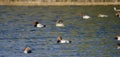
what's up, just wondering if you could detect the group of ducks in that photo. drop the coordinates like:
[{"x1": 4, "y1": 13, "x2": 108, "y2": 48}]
[
  {"x1": 24, "y1": 7, "x2": 120, "y2": 54},
  {"x1": 24, "y1": 20, "x2": 71, "y2": 54},
  {"x1": 114, "y1": 7, "x2": 120, "y2": 18},
  {"x1": 81, "y1": 7, "x2": 120, "y2": 19},
  {"x1": 34, "y1": 19, "x2": 72, "y2": 44},
  {"x1": 80, "y1": 13, "x2": 108, "y2": 19},
  {"x1": 115, "y1": 35, "x2": 120, "y2": 49},
  {"x1": 34, "y1": 19, "x2": 64, "y2": 28},
  {"x1": 23, "y1": 35, "x2": 120, "y2": 54},
  {"x1": 23, "y1": 37, "x2": 71, "y2": 54},
  {"x1": 24, "y1": 36, "x2": 71, "y2": 54},
  {"x1": 114, "y1": 7, "x2": 120, "y2": 49}
]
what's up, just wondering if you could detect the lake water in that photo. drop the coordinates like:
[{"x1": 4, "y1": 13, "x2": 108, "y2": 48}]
[{"x1": 0, "y1": 5, "x2": 120, "y2": 57}]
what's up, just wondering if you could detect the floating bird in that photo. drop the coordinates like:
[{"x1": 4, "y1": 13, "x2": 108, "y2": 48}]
[
  {"x1": 57, "y1": 36, "x2": 71, "y2": 43},
  {"x1": 34, "y1": 21, "x2": 46, "y2": 28},
  {"x1": 115, "y1": 35, "x2": 120, "y2": 40},
  {"x1": 113, "y1": 7, "x2": 120, "y2": 12},
  {"x1": 98, "y1": 14, "x2": 108, "y2": 18},
  {"x1": 56, "y1": 19, "x2": 64, "y2": 27},
  {"x1": 116, "y1": 11, "x2": 120, "y2": 17},
  {"x1": 80, "y1": 14, "x2": 91, "y2": 19},
  {"x1": 23, "y1": 47, "x2": 32, "y2": 54},
  {"x1": 83, "y1": 15, "x2": 91, "y2": 19}
]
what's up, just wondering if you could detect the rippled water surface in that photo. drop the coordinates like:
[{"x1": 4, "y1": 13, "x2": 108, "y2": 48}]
[{"x1": 0, "y1": 5, "x2": 120, "y2": 57}]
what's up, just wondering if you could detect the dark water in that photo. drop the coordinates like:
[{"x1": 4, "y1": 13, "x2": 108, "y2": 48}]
[{"x1": 0, "y1": 5, "x2": 120, "y2": 57}]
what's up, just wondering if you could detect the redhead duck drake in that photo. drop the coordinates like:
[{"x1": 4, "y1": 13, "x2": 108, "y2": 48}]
[
  {"x1": 80, "y1": 14, "x2": 91, "y2": 19},
  {"x1": 116, "y1": 11, "x2": 120, "y2": 17},
  {"x1": 56, "y1": 19, "x2": 64, "y2": 27},
  {"x1": 34, "y1": 21, "x2": 46, "y2": 28},
  {"x1": 57, "y1": 36, "x2": 71, "y2": 43},
  {"x1": 83, "y1": 15, "x2": 90, "y2": 19},
  {"x1": 23, "y1": 47, "x2": 32, "y2": 54},
  {"x1": 115, "y1": 35, "x2": 120, "y2": 40}
]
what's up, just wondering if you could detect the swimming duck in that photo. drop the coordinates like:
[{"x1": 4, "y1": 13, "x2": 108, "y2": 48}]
[
  {"x1": 115, "y1": 35, "x2": 120, "y2": 40},
  {"x1": 34, "y1": 21, "x2": 46, "y2": 28},
  {"x1": 56, "y1": 19, "x2": 64, "y2": 27},
  {"x1": 57, "y1": 36, "x2": 71, "y2": 43},
  {"x1": 116, "y1": 11, "x2": 120, "y2": 17},
  {"x1": 83, "y1": 15, "x2": 90, "y2": 19},
  {"x1": 98, "y1": 14, "x2": 108, "y2": 18},
  {"x1": 113, "y1": 7, "x2": 120, "y2": 12},
  {"x1": 117, "y1": 44, "x2": 120, "y2": 49},
  {"x1": 23, "y1": 47, "x2": 32, "y2": 54},
  {"x1": 80, "y1": 14, "x2": 91, "y2": 19}
]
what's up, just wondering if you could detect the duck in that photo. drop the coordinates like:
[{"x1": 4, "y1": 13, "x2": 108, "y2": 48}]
[
  {"x1": 115, "y1": 35, "x2": 120, "y2": 40},
  {"x1": 56, "y1": 19, "x2": 64, "y2": 27},
  {"x1": 113, "y1": 7, "x2": 120, "y2": 12},
  {"x1": 98, "y1": 14, "x2": 108, "y2": 18},
  {"x1": 80, "y1": 14, "x2": 91, "y2": 19},
  {"x1": 23, "y1": 47, "x2": 32, "y2": 54},
  {"x1": 116, "y1": 11, "x2": 120, "y2": 17},
  {"x1": 34, "y1": 21, "x2": 46, "y2": 28},
  {"x1": 83, "y1": 15, "x2": 90, "y2": 19},
  {"x1": 117, "y1": 44, "x2": 120, "y2": 49},
  {"x1": 57, "y1": 36, "x2": 71, "y2": 43}
]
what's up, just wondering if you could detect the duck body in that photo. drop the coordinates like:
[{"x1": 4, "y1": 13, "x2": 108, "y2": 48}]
[
  {"x1": 56, "y1": 23, "x2": 64, "y2": 27},
  {"x1": 36, "y1": 23, "x2": 46, "y2": 28},
  {"x1": 98, "y1": 14, "x2": 108, "y2": 17},
  {"x1": 24, "y1": 50, "x2": 32, "y2": 54},
  {"x1": 34, "y1": 21, "x2": 46, "y2": 28},
  {"x1": 24, "y1": 47, "x2": 32, "y2": 54},
  {"x1": 117, "y1": 44, "x2": 120, "y2": 49},
  {"x1": 116, "y1": 12, "x2": 120, "y2": 18},
  {"x1": 82, "y1": 15, "x2": 91, "y2": 19},
  {"x1": 56, "y1": 19, "x2": 64, "y2": 27},
  {"x1": 57, "y1": 36, "x2": 71, "y2": 43},
  {"x1": 117, "y1": 47, "x2": 120, "y2": 49},
  {"x1": 57, "y1": 39, "x2": 71, "y2": 43}
]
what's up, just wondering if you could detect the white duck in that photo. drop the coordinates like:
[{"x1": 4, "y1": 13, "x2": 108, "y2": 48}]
[
  {"x1": 98, "y1": 14, "x2": 108, "y2": 18},
  {"x1": 83, "y1": 15, "x2": 90, "y2": 19},
  {"x1": 56, "y1": 19, "x2": 64, "y2": 27},
  {"x1": 115, "y1": 35, "x2": 120, "y2": 40},
  {"x1": 34, "y1": 21, "x2": 46, "y2": 28},
  {"x1": 24, "y1": 47, "x2": 32, "y2": 54},
  {"x1": 113, "y1": 7, "x2": 120, "y2": 12},
  {"x1": 80, "y1": 14, "x2": 91, "y2": 19},
  {"x1": 57, "y1": 36, "x2": 71, "y2": 43}
]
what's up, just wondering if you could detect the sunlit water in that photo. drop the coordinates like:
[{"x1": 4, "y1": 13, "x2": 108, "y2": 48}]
[{"x1": 0, "y1": 5, "x2": 120, "y2": 57}]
